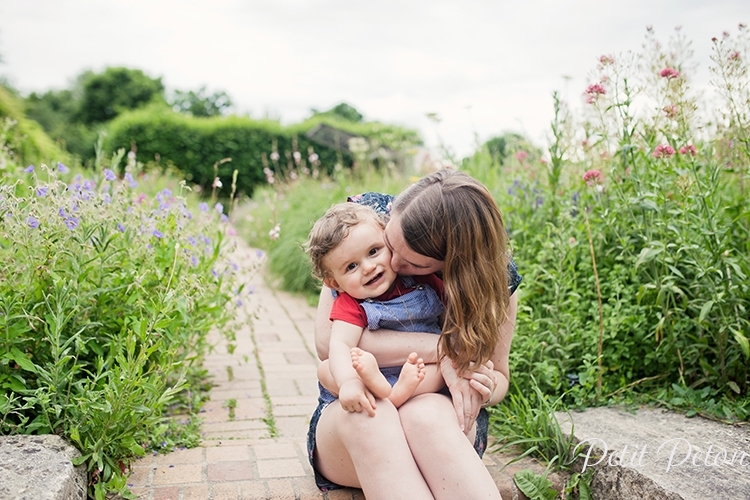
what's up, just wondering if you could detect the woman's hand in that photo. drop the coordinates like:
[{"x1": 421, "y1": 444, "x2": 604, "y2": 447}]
[
  {"x1": 440, "y1": 357, "x2": 486, "y2": 433},
  {"x1": 466, "y1": 360, "x2": 498, "y2": 407}
]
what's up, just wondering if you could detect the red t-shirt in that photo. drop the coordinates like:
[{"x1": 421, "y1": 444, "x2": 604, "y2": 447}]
[{"x1": 330, "y1": 274, "x2": 444, "y2": 328}]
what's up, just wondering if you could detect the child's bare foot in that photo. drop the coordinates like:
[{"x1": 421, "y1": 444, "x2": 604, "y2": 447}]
[
  {"x1": 389, "y1": 352, "x2": 426, "y2": 407},
  {"x1": 351, "y1": 347, "x2": 391, "y2": 398}
]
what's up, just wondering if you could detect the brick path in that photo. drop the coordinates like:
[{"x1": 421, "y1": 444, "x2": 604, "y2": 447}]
[{"x1": 126, "y1": 238, "x2": 538, "y2": 499}]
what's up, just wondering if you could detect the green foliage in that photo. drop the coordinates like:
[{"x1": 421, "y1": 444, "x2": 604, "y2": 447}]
[
  {"x1": 311, "y1": 102, "x2": 364, "y2": 123},
  {"x1": 463, "y1": 26, "x2": 750, "y2": 413},
  {"x1": 513, "y1": 469, "x2": 557, "y2": 500},
  {"x1": 104, "y1": 106, "x2": 357, "y2": 198},
  {"x1": 0, "y1": 134, "x2": 252, "y2": 498},
  {"x1": 24, "y1": 88, "x2": 99, "y2": 160},
  {"x1": 170, "y1": 86, "x2": 233, "y2": 117},
  {"x1": 78, "y1": 67, "x2": 165, "y2": 125},
  {"x1": 0, "y1": 86, "x2": 69, "y2": 168}
]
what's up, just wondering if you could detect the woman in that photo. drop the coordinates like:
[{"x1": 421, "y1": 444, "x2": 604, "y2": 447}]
[{"x1": 308, "y1": 169, "x2": 521, "y2": 499}]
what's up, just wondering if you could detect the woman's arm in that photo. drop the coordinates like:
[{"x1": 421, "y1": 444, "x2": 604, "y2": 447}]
[
  {"x1": 315, "y1": 285, "x2": 441, "y2": 365},
  {"x1": 441, "y1": 293, "x2": 518, "y2": 432}
]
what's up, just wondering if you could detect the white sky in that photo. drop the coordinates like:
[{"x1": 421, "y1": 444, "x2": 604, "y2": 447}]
[{"x1": 0, "y1": 0, "x2": 747, "y2": 157}]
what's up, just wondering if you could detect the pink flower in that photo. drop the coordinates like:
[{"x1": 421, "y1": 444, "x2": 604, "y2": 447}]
[
  {"x1": 652, "y1": 144, "x2": 676, "y2": 158},
  {"x1": 599, "y1": 54, "x2": 615, "y2": 66},
  {"x1": 663, "y1": 104, "x2": 679, "y2": 119},
  {"x1": 582, "y1": 169, "x2": 602, "y2": 185},
  {"x1": 659, "y1": 68, "x2": 680, "y2": 79},
  {"x1": 679, "y1": 145, "x2": 698, "y2": 156},
  {"x1": 729, "y1": 51, "x2": 741, "y2": 61},
  {"x1": 514, "y1": 151, "x2": 528, "y2": 162},
  {"x1": 585, "y1": 83, "x2": 606, "y2": 95}
]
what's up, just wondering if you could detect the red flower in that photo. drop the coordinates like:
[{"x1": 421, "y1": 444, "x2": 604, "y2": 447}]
[
  {"x1": 679, "y1": 145, "x2": 698, "y2": 156},
  {"x1": 582, "y1": 169, "x2": 602, "y2": 185},
  {"x1": 663, "y1": 104, "x2": 679, "y2": 119},
  {"x1": 585, "y1": 83, "x2": 606, "y2": 95},
  {"x1": 652, "y1": 144, "x2": 676, "y2": 158},
  {"x1": 659, "y1": 68, "x2": 680, "y2": 79}
]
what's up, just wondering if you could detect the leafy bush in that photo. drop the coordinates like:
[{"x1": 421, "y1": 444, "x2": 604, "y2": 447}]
[
  {"x1": 466, "y1": 25, "x2": 750, "y2": 414},
  {"x1": 104, "y1": 106, "x2": 356, "y2": 198},
  {"x1": 0, "y1": 86, "x2": 69, "y2": 168},
  {"x1": 0, "y1": 133, "x2": 252, "y2": 498}
]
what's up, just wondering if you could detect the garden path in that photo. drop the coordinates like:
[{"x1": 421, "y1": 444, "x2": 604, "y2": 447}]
[{"x1": 125, "y1": 235, "x2": 531, "y2": 500}]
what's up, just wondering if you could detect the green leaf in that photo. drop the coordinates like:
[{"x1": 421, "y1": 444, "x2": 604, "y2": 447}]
[
  {"x1": 731, "y1": 328, "x2": 750, "y2": 358},
  {"x1": 9, "y1": 348, "x2": 36, "y2": 373},
  {"x1": 727, "y1": 381, "x2": 741, "y2": 394},
  {"x1": 698, "y1": 300, "x2": 714, "y2": 322},
  {"x1": 635, "y1": 246, "x2": 663, "y2": 268},
  {"x1": 514, "y1": 469, "x2": 557, "y2": 500}
]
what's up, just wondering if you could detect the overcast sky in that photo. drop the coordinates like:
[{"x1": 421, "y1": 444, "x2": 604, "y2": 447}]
[{"x1": 0, "y1": 1, "x2": 747, "y2": 157}]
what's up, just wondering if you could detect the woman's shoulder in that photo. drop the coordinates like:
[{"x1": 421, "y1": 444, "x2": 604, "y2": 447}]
[{"x1": 347, "y1": 192, "x2": 394, "y2": 217}]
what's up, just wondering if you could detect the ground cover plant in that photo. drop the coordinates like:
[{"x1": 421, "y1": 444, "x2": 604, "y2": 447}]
[{"x1": 0, "y1": 126, "x2": 253, "y2": 499}]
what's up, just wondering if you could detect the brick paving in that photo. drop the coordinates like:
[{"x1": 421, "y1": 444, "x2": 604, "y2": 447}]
[{"x1": 126, "y1": 237, "x2": 543, "y2": 499}]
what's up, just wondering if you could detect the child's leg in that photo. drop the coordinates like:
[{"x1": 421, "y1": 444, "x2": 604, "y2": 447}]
[
  {"x1": 317, "y1": 359, "x2": 340, "y2": 396},
  {"x1": 409, "y1": 363, "x2": 444, "y2": 396},
  {"x1": 388, "y1": 353, "x2": 426, "y2": 408},
  {"x1": 351, "y1": 347, "x2": 393, "y2": 399}
]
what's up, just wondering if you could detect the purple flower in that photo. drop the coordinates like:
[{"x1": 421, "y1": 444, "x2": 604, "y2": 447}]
[
  {"x1": 191, "y1": 255, "x2": 199, "y2": 266},
  {"x1": 102, "y1": 193, "x2": 112, "y2": 204},
  {"x1": 199, "y1": 202, "x2": 208, "y2": 212},
  {"x1": 153, "y1": 229, "x2": 164, "y2": 239},
  {"x1": 57, "y1": 162, "x2": 69, "y2": 174},
  {"x1": 58, "y1": 208, "x2": 67, "y2": 218},
  {"x1": 187, "y1": 236, "x2": 197, "y2": 246},
  {"x1": 214, "y1": 202, "x2": 223, "y2": 214},
  {"x1": 27, "y1": 216, "x2": 40, "y2": 229},
  {"x1": 24, "y1": 165, "x2": 34, "y2": 173},
  {"x1": 65, "y1": 217, "x2": 79, "y2": 230},
  {"x1": 124, "y1": 172, "x2": 138, "y2": 188},
  {"x1": 221, "y1": 214, "x2": 228, "y2": 222},
  {"x1": 36, "y1": 186, "x2": 48, "y2": 197},
  {"x1": 104, "y1": 169, "x2": 116, "y2": 181},
  {"x1": 83, "y1": 180, "x2": 95, "y2": 191},
  {"x1": 161, "y1": 188, "x2": 172, "y2": 197},
  {"x1": 117, "y1": 223, "x2": 126, "y2": 233}
]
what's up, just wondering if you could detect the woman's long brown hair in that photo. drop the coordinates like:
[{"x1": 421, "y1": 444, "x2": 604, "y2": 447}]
[{"x1": 392, "y1": 169, "x2": 511, "y2": 374}]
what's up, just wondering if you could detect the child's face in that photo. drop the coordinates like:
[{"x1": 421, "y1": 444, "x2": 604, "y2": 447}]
[{"x1": 322, "y1": 220, "x2": 397, "y2": 300}]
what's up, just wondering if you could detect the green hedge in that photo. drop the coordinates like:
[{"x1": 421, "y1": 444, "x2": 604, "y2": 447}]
[
  {"x1": 0, "y1": 86, "x2": 69, "y2": 169},
  {"x1": 104, "y1": 107, "x2": 356, "y2": 197}
]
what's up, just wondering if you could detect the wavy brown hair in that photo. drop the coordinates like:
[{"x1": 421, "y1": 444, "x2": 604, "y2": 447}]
[{"x1": 392, "y1": 169, "x2": 510, "y2": 374}]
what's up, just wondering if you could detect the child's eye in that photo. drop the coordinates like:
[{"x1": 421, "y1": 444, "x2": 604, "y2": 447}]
[
  {"x1": 346, "y1": 263, "x2": 357, "y2": 271},
  {"x1": 369, "y1": 247, "x2": 379, "y2": 256}
]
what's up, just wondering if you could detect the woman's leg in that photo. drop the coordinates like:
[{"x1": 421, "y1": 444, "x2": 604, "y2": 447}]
[
  {"x1": 399, "y1": 394, "x2": 502, "y2": 500},
  {"x1": 315, "y1": 398, "x2": 434, "y2": 500}
]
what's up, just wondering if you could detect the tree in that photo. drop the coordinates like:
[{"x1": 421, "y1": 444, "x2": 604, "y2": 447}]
[
  {"x1": 311, "y1": 102, "x2": 363, "y2": 122},
  {"x1": 77, "y1": 67, "x2": 165, "y2": 124},
  {"x1": 170, "y1": 86, "x2": 233, "y2": 117}
]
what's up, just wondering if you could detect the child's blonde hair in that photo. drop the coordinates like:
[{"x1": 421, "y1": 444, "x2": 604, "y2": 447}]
[{"x1": 305, "y1": 203, "x2": 384, "y2": 281}]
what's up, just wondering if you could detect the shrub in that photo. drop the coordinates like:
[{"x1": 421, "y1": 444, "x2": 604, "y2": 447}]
[
  {"x1": 0, "y1": 136, "x2": 253, "y2": 498},
  {"x1": 466, "y1": 25, "x2": 750, "y2": 412},
  {"x1": 104, "y1": 106, "x2": 356, "y2": 198},
  {"x1": 0, "y1": 85, "x2": 69, "y2": 168}
]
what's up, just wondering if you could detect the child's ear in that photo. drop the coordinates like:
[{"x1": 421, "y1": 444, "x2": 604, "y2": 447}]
[{"x1": 323, "y1": 276, "x2": 341, "y2": 291}]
